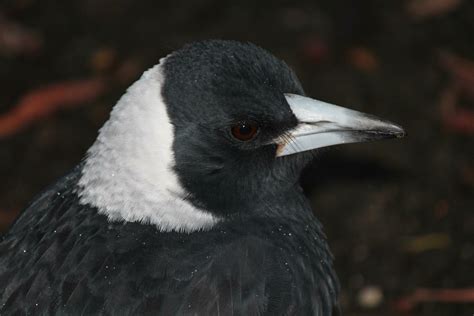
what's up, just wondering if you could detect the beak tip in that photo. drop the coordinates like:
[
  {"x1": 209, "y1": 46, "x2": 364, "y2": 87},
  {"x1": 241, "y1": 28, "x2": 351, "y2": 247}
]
[
  {"x1": 278, "y1": 94, "x2": 407, "y2": 156},
  {"x1": 390, "y1": 123, "x2": 406, "y2": 139},
  {"x1": 397, "y1": 131, "x2": 406, "y2": 138}
]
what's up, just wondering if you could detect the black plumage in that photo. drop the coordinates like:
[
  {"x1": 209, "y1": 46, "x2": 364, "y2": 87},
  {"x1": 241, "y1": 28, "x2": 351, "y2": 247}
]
[
  {"x1": 163, "y1": 41, "x2": 309, "y2": 217},
  {"x1": 0, "y1": 40, "x2": 359, "y2": 315},
  {"x1": 0, "y1": 165, "x2": 338, "y2": 315}
]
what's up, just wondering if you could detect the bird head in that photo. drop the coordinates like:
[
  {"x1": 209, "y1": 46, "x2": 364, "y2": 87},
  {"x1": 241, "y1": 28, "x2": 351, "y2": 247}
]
[{"x1": 78, "y1": 40, "x2": 404, "y2": 232}]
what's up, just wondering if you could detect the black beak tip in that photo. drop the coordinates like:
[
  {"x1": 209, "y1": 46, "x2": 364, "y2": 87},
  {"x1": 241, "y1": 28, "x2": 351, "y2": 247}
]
[
  {"x1": 364, "y1": 123, "x2": 406, "y2": 141},
  {"x1": 391, "y1": 124, "x2": 406, "y2": 139}
]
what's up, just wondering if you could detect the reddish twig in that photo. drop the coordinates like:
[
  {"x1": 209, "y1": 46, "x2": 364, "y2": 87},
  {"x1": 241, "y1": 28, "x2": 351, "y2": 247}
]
[
  {"x1": 394, "y1": 288, "x2": 474, "y2": 312},
  {"x1": 347, "y1": 47, "x2": 379, "y2": 73},
  {"x1": 439, "y1": 51, "x2": 474, "y2": 99},
  {"x1": 438, "y1": 52, "x2": 474, "y2": 134},
  {"x1": 0, "y1": 78, "x2": 107, "y2": 138},
  {"x1": 407, "y1": 0, "x2": 462, "y2": 19},
  {"x1": 439, "y1": 85, "x2": 474, "y2": 134}
]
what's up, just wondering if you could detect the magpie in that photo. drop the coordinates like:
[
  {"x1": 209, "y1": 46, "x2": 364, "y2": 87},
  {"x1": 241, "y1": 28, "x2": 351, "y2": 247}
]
[{"x1": 0, "y1": 40, "x2": 404, "y2": 315}]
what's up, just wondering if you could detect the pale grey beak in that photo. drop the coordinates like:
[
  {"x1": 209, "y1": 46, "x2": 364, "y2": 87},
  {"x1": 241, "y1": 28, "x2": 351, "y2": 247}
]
[{"x1": 276, "y1": 94, "x2": 405, "y2": 157}]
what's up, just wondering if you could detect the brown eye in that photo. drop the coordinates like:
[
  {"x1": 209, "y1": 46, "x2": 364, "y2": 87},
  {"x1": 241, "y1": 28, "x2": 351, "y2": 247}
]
[{"x1": 231, "y1": 121, "x2": 259, "y2": 141}]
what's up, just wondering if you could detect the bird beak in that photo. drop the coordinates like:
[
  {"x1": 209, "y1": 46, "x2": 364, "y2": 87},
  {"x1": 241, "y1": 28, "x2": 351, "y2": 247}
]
[{"x1": 276, "y1": 94, "x2": 405, "y2": 157}]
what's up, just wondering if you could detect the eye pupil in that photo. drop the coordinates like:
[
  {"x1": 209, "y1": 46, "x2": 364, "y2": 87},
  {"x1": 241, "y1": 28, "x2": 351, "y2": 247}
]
[
  {"x1": 239, "y1": 124, "x2": 251, "y2": 135},
  {"x1": 231, "y1": 121, "x2": 258, "y2": 141}
]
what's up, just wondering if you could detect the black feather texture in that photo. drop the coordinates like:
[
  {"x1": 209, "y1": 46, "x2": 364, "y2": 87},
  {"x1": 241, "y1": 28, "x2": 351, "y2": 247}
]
[
  {"x1": 0, "y1": 40, "x2": 340, "y2": 315},
  {"x1": 162, "y1": 41, "x2": 312, "y2": 217},
  {"x1": 0, "y1": 166, "x2": 339, "y2": 315}
]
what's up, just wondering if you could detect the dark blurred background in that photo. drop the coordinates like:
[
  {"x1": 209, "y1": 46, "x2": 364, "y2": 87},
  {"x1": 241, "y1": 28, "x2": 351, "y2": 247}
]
[{"x1": 1, "y1": 0, "x2": 473, "y2": 315}]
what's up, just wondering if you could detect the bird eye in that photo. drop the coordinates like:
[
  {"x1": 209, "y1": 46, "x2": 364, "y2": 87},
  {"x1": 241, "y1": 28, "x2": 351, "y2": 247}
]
[{"x1": 231, "y1": 121, "x2": 259, "y2": 141}]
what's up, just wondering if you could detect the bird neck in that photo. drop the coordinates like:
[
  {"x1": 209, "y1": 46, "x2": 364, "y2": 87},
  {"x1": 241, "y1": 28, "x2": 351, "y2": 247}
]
[{"x1": 77, "y1": 62, "x2": 218, "y2": 233}]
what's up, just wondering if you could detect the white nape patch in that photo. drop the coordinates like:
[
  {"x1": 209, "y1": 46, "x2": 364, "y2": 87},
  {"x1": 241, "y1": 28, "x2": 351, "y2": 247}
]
[{"x1": 77, "y1": 59, "x2": 219, "y2": 233}]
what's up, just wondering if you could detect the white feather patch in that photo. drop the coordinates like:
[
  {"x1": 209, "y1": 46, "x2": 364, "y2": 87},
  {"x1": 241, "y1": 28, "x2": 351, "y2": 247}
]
[{"x1": 77, "y1": 59, "x2": 219, "y2": 232}]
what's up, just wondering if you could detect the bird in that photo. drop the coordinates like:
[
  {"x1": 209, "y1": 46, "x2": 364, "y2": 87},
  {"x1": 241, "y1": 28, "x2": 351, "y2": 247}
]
[{"x1": 0, "y1": 40, "x2": 404, "y2": 315}]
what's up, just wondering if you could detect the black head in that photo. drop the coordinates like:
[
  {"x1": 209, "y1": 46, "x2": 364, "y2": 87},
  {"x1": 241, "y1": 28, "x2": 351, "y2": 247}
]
[{"x1": 162, "y1": 40, "x2": 311, "y2": 217}]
